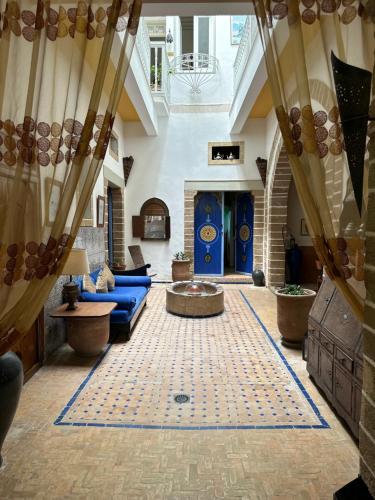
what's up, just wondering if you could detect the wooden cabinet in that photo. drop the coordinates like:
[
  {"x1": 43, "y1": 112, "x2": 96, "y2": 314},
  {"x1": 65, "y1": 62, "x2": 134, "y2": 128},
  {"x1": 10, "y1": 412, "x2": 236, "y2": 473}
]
[
  {"x1": 308, "y1": 334, "x2": 319, "y2": 378},
  {"x1": 334, "y1": 365, "x2": 352, "y2": 416},
  {"x1": 306, "y1": 277, "x2": 362, "y2": 439},
  {"x1": 320, "y1": 347, "x2": 334, "y2": 396},
  {"x1": 11, "y1": 310, "x2": 44, "y2": 383}
]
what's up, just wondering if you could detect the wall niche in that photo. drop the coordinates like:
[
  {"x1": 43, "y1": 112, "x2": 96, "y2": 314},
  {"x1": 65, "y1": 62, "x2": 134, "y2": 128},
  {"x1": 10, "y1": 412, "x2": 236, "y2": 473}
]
[
  {"x1": 208, "y1": 141, "x2": 244, "y2": 165},
  {"x1": 132, "y1": 198, "x2": 170, "y2": 240}
]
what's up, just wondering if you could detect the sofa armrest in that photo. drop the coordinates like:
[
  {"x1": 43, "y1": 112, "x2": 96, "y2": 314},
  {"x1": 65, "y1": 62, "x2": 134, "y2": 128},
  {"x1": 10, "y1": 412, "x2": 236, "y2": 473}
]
[
  {"x1": 114, "y1": 275, "x2": 152, "y2": 288},
  {"x1": 79, "y1": 292, "x2": 136, "y2": 311}
]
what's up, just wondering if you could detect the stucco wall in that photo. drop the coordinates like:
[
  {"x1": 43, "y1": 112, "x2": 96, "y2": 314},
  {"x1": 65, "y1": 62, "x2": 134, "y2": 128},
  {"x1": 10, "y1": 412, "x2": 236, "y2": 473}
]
[
  {"x1": 123, "y1": 114, "x2": 266, "y2": 279},
  {"x1": 170, "y1": 16, "x2": 238, "y2": 106}
]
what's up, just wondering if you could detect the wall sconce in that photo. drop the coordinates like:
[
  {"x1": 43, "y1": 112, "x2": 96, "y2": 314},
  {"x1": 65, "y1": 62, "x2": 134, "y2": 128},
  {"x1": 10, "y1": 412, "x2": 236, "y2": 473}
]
[
  {"x1": 166, "y1": 29, "x2": 173, "y2": 44},
  {"x1": 123, "y1": 156, "x2": 134, "y2": 186}
]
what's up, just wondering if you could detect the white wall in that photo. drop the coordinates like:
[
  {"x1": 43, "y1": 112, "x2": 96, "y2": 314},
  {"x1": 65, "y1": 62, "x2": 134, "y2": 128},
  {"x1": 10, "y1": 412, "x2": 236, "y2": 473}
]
[
  {"x1": 123, "y1": 113, "x2": 266, "y2": 279},
  {"x1": 287, "y1": 179, "x2": 312, "y2": 247},
  {"x1": 170, "y1": 16, "x2": 238, "y2": 105},
  {"x1": 90, "y1": 113, "x2": 126, "y2": 227}
]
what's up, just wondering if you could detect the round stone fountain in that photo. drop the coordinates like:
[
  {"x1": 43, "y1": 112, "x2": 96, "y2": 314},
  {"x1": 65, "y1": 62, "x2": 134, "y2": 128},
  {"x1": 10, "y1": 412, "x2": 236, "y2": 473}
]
[{"x1": 166, "y1": 280, "x2": 224, "y2": 317}]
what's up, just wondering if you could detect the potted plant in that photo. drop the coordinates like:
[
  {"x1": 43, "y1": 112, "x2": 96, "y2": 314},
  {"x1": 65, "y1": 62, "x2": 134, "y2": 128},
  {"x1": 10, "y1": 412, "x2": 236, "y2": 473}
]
[
  {"x1": 275, "y1": 284, "x2": 316, "y2": 348},
  {"x1": 172, "y1": 251, "x2": 192, "y2": 282}
]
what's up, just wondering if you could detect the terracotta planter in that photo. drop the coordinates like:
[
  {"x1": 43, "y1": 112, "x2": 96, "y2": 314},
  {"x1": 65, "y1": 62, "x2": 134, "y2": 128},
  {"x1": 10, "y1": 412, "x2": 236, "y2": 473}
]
[
  {"x1": 171, "y1": 259, "x2": 191, "y2": 282},
  {"x1": 275, "y1": 288, "x2": 316, "y2": 348}
]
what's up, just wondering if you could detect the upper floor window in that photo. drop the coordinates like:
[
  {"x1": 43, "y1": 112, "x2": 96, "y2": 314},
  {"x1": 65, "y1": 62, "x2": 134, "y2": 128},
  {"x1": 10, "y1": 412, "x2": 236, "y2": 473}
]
[{"x1": 179, "y1": 16, "x2": 214, "y2": 58}]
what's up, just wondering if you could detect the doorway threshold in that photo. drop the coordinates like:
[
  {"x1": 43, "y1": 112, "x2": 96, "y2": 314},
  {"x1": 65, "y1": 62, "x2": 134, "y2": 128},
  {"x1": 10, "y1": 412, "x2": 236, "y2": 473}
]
[{"x1": 193, "y1": 273, "x2": 253, "y2": 284}]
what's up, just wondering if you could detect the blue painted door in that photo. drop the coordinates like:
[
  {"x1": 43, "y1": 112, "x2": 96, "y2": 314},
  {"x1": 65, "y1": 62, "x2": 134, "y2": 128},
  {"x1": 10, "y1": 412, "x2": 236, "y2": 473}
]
[
  {"x1": 235, "y1": 192, "x2": 254, "y2": 274},
  {"x1": 194, "y1": 192, "x2": 223, "y2": 275}
]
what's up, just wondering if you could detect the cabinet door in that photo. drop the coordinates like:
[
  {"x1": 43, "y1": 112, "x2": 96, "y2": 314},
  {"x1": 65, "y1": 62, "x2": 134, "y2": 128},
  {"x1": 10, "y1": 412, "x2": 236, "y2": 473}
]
[
  {"x1": 307, "y1": 335, "x2": 319, "y2": 376},
  {"x1": 353, "y1": 384, "x2": 362, "y2": 426},
  {"x1": 309, "y1": 277, "x2": 335, "y2": 324},
  {"x1": 322, "y1": 291, "x2": 361, "y2": 352},
  {"x1": 319, "y1": 347, "x2": 333, "y2": 395},
  {"x1": 11, "y1": 310, "x2": 44, "y2": 382},
  {"x1": 334, "y1": 365, "x2": 352, "y2": 416}
]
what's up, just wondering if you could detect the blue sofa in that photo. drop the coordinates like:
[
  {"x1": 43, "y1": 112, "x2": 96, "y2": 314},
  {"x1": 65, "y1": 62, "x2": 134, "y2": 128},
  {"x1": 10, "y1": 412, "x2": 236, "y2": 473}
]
[{"x1": 76, "y1": 270, "x2": 151, "y2": 333}]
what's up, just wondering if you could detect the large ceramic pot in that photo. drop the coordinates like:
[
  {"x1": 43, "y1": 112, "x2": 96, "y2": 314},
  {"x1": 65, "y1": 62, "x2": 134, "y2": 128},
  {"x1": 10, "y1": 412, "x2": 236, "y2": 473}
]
[
  {"x1": 171, "y1": 259, "x2": 192, "y2": 282},
  {"x1": 275, "y1": 288, "x2": 316, "y2": 348},
  {"x1": 0, "y1": 352, "x2": 23, "y2": 467}
]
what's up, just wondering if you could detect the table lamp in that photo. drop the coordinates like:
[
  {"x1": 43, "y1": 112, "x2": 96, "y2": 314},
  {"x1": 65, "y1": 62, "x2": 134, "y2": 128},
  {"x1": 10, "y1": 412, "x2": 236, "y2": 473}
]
[{"x1": 62, "y1": 248, "x2": 90, "y2": 311}]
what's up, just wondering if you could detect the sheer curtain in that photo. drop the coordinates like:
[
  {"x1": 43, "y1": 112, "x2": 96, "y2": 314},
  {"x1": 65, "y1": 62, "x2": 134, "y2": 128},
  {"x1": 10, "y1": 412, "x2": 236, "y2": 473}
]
[
  {"x1": 0, "y1": 0, "x2": 142, "y2": 354},
  {"x1": 253, "y1": 0, "x2": 374, "y2": 319}
]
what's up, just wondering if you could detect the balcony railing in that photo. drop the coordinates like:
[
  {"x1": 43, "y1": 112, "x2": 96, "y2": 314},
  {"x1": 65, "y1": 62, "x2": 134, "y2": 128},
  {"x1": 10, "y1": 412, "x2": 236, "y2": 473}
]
[
  {"x1": 170, "y1": 53, "x2": 219, "y2": 94},
  {"x1": 135, "y1": 18, "x2": 151, "y2": 83},
  {"x1": 233, "y1": 16, "x2": 259, "y2": 92},
  {"x1": 135, "y1": 20, "x2": 171, "y2": 104}
]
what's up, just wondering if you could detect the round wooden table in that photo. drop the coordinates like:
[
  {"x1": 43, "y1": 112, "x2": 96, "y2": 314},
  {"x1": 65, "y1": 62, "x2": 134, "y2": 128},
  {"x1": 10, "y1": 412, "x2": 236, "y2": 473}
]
[{"x1": 50, "y1": 302, "x2": 117, "y2": 357}]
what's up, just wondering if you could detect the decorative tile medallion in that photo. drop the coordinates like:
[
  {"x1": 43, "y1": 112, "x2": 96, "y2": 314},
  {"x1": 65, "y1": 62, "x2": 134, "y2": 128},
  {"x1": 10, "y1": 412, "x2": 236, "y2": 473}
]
[{"x1": 55, "y1": 289, "x2": 328, "y2": 430}]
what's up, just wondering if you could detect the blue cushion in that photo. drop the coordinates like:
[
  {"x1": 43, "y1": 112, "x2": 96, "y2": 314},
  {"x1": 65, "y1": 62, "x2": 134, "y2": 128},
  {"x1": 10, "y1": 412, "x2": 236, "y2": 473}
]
[
  {"x1": 110, "y1": 309, "x2": 133, "y2": 324},
  {"x1": 115, "y1": 275, "x2": 151, "y2": 288},
  {"x1": 80, "y1": 292, "x2": 136, "y2": 311}
]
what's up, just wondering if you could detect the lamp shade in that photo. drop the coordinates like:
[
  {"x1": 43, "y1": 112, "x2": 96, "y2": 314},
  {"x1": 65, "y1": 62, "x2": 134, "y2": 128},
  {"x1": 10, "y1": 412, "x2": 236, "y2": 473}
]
[{"x1": 62, "y1": 248, "x2": 90, "y2": 276}]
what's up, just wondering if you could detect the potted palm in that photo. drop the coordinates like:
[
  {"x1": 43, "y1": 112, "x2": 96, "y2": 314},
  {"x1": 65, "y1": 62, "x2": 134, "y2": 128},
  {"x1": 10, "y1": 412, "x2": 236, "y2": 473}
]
[
  {"x1": 172, "y1": 251, "x2": 192, "y2": 282},
  {"x1": 275, "y1": 284, "x2": 316, "y2": 348}
]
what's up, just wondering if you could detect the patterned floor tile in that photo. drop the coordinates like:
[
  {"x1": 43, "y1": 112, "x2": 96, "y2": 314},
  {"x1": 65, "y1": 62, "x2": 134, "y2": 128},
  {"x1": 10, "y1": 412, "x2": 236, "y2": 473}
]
[{"x1": 55, "y1": 288, "x2": 326, "y2": 429}]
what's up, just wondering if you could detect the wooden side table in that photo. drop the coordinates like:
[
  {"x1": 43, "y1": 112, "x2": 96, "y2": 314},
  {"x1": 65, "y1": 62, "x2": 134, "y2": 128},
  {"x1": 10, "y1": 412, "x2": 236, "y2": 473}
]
[{"x1": 50, "y1": 302, "x2": 117, "y2": 357}]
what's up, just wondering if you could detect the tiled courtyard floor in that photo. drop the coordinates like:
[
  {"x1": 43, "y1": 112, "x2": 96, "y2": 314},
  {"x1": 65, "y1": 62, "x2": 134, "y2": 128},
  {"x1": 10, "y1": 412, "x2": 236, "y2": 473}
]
[{"x1": 0, "y1": 285, "x2": 359, "y2": 499}]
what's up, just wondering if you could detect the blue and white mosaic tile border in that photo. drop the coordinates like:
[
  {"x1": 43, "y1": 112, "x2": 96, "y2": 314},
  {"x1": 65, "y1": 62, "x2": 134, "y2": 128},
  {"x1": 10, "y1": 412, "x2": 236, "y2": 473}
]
[{"x1": 55, "y1": 290, "x2": 329, "y2": 430}]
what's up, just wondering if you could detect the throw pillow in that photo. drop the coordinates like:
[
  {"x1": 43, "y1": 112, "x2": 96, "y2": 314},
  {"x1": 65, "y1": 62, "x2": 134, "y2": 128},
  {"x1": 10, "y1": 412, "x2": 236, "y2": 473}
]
[
  {"x1": 96, "y1": 271, "x2": 108, "y2": 293},
  {"x1": 102, "y1": 263, "x2": 115, "y2": 291},
  {"x1": 82, "y1": 274, "x2": 96, "y2": 293}
]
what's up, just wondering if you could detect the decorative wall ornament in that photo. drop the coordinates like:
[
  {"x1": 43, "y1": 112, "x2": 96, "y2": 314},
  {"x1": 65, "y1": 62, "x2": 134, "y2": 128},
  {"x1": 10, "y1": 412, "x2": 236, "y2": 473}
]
[
  {"x1": 97, "y1": 196, "x2": 105, "y2": 228},
  {"x1": 331, "y1": 51, "x2": 372, "y2": 215},
  {"x1": 231, "y1": 16, "x2": 247, "y2": 44},
  {"x1": 123, "y1": 156, "x2": 134, "y2": 186},
  {"x1": 255, "y1": 157, "x2": 267, "y2": 187}
]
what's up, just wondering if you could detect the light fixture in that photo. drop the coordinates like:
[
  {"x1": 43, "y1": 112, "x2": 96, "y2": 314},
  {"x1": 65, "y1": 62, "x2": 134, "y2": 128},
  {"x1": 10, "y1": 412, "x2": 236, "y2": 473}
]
[
  {"x1": 61, "y1": 248, "x2": 90, "y2": 311},
  {"x1": 166, "y1": 29, "x2": 173, "y2": 44},
  {"x1": 215, "y1": 152, "x2": 222, "y2": 160},
  {"x1": 228, "y1": 152, "x2": 235, "y2": 161}
]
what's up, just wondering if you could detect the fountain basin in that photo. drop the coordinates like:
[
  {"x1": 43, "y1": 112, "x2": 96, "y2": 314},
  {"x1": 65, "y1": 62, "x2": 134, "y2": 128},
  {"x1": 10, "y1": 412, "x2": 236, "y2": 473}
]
[{"x1": 166, "y1": 281, "x2": 224, "y2": 317}]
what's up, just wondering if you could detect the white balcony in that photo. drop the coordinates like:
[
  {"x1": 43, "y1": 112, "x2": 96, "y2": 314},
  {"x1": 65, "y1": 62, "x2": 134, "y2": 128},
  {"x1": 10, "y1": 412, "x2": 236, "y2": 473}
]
[
  {"x1": 169, "y1": 53, "x2": 219, "y2": 95},
  {"x1": 233, "y1": 16, "x2": 259, "y2": 94},
  {"x1": 229, "y1": 15, "x2": 267, "y2": 133}
]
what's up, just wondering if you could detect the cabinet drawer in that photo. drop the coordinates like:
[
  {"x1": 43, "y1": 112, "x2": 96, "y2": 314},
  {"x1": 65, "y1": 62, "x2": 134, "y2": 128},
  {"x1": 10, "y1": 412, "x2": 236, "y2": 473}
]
[
  {"x1": 335, "y1": 347, "x2": 353, "y2": 373},
  {"x1": 320, "y1": 332, "x2": 334, "y2": 354}
]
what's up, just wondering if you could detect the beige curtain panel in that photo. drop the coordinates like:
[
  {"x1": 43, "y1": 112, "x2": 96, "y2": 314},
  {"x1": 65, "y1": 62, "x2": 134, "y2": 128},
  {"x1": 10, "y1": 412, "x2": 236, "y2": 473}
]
[
  {"x1": 0, "y1": 0, "x2": 142, "y2": 355},
  {"x1": 253, "y1": 0, "x2": 374, "y2": 320}
]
